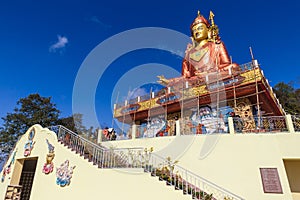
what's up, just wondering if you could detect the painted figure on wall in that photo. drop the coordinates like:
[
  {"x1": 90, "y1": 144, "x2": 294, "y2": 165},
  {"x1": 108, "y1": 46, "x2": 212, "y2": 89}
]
[
  {"x1": 182, "y1": 11, "x2": 240, "y2": 78},
  {"x1": 190, "y1": 106, "x2": 227, "y2": 133},
  {"x1": 42, "y1": 139, "x2": 55, "y2": 174},
  {"x1": 24, "y1": 128, "x2": 35, "y2": 157},
  {"x1": 1, "y1": 151, "x2": 16, "y2": 182},
  {"x1": 56, "y1": 160, "x2": 75, "y2": 187}
]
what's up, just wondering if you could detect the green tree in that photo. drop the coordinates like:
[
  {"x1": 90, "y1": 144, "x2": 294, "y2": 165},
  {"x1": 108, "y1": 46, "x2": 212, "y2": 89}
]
[
  {"x1": 273, "y1": 82, "x2": 300, "y2": 115},
  {"x1": 0, "y1": 93, "x2": 60, "y2": 160},
  {"x1": 57, "y1": 113, "x2": 86, "y2": 134},
  {"x1": 296, "y1": 88, "x2": 300, "y2": 104}
]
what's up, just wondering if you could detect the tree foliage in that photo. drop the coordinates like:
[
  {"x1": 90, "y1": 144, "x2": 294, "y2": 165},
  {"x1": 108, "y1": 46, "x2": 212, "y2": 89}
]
[
  {"x1": 0, "y1": 93, "x2": 60, "y2": 159},
  {"x1": 273, "y1": 82, "x2": 300, "y2": 115},
  {"x1": 57, "y1": 113, "x2": 86, "y2": 134}
]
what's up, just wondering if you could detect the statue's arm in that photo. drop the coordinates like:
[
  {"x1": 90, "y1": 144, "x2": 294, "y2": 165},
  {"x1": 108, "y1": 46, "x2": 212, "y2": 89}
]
[
  {"x1": 181, "y1": 43, "x2": 194, "y2": 78},
  {"x1": 218, "y1": 42, "x2": 231, "y2": 68},
  {"x1": 182, "y1": 59, "x2": 191, "y2": 78},
  {"x1": 218, "y1": 42, "x2": 241, "y2": 72}
]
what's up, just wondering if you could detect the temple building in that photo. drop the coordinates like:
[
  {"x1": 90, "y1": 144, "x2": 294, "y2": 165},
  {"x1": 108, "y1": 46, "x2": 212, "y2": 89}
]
[{"x1": 1, "y1": 10, "x2": 300, "y2": 200}]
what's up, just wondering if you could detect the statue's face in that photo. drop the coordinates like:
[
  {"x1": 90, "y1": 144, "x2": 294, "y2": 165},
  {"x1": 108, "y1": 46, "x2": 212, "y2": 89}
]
[{"x1": 192, "y1": 23, "x2": 208, "y2": 42}]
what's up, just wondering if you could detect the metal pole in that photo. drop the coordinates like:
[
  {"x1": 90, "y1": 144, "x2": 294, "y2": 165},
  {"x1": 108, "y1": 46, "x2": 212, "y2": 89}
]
[
  {"x1": 111, "y1": 91, "x2": 119, "y2": 129},
  {"x1": 250, "y1": 47, "x2": 261, "y2": 129}
]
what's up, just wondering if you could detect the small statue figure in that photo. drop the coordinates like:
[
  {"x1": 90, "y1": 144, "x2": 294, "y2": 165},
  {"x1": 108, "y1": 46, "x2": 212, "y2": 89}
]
[
  {"x1": 24, "y1": 128, "x2": 35, "y2": 157},
  {"x1": 42, "y1": 139, "x2": 55, "y2": 174},
  {"x1": 182, "y1": 11, "x2": 240, "y2": 78},
  {"x1": 1, "y1": 165, "x2": 11, "y2": 182},
  {"x1": 24, "y1": 140, "x2": 35, "y2": 157},
  {"x1": 56, "y1": 160, "x2": 75, "y2": 187},
  {"x1": 1, "y1": 151, "x2": 16, "y2": 182}
]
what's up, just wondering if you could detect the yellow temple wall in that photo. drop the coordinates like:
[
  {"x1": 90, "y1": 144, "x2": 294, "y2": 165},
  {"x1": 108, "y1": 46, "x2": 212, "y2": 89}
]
[
  {"x1": 177, "y1": 134, "x2": 296, "y2": 200},
  {"x1": 1, "y1": 124, "x2": 300, "y2": 200},
  {"x1": 102, "y1": 133, "x2": 300, "y2": 200},
  {"x1": 0, "y1": 125, "x2": 190, "y2": 200}
]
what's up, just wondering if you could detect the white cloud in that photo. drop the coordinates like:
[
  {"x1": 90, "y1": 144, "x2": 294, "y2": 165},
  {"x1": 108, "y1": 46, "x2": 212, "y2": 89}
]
[
  {"x1": 90, "y1": 16, "x2": 111, "y2": 29},
  {"x1": 49, "y1": 35, "x2": 68, "y2": 52}
]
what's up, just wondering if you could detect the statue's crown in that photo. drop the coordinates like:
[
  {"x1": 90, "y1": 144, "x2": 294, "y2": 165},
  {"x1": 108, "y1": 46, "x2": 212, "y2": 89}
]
[{"x1": 190, "y1": 11, "x2": 210, "y2": 29}]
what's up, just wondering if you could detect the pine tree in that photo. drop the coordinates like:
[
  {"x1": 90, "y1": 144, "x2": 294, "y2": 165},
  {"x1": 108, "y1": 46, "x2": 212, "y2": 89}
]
[
  {"x1": 57, "y1": 113, "x2": 86, "y2": 134},
  {"x1": 0, "y1": 93, "x2": 60, "y2": 161}
]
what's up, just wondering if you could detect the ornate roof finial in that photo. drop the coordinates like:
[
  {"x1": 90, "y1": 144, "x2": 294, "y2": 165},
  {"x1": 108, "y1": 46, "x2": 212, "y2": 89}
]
[
  {"x1": 209, "y1": 11, "x2": 215, "y2": 26},
  {"x1": 197, "y1": 10, "x2": 201, "y2": 16}
]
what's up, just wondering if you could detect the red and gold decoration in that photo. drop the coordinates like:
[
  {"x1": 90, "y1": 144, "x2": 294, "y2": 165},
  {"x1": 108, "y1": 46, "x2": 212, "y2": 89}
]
[{"x1": 113, "y1": 10, "x2": 284, "y2": 134}]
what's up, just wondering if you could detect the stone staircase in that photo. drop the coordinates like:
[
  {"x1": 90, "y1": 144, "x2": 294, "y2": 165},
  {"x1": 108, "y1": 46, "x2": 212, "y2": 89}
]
[{"x1": 50, "y1": 125, "x2": 244, "y2": 200}]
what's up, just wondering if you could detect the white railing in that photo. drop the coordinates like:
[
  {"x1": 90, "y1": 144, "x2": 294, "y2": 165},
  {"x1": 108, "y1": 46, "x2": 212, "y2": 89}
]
[
  {"x1": 82, "y1": 115, "x2": 299, "y2": 146},
  {"x1": 146, "y1": 153, "x2": 245, "y2": 200},
  {"x1": 49, "y1": 125, "x2": 144, "y2": 168},
  {"x1": 135, "y1": 123, "x2": 166, "y2": 138},
  {"x1": 49, "y1": 125, "x2": 244, "y2": 199}
]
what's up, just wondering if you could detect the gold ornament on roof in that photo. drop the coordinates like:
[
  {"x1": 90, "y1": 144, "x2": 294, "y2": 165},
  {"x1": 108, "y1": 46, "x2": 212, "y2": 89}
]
[{"x1": 157, "y1": 75, "x2": 170, "y2": 85}]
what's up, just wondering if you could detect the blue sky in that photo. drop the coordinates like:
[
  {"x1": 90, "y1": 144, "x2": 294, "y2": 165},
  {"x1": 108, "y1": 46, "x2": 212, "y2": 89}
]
[{"x1": 1, "y1": 0, "x2": 300, "y2": 129}]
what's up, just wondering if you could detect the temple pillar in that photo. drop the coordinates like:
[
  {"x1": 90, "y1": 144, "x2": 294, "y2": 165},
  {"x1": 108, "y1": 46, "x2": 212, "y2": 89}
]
[
  {"x1": 228, "y1": 117, "x2": 235, "y2": 134},
  {"x1": 97, "y1": 129, "x2": 102, "y2": 143},
  {"x1": 132, "y1": 124, "x2": 137, "y2": 139},
  {"x1": 176, "y1": 120, "x2": 181, "y2": 136},
  {"x1": 285, "y1": 114, "x2": 295, "y2": 133}
]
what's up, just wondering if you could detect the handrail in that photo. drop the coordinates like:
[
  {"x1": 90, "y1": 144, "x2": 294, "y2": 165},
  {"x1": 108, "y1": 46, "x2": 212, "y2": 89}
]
[
  {"x1": 49, "y1": 125, "x2": 144, "y2": 168},
  {"x1": 49, "y1": 125, "x2": 243, "y2": 199},
  {"x1": 147, "y1": 153, "x2": 245, "y2": 200}
]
